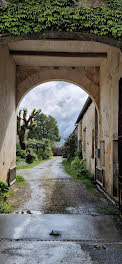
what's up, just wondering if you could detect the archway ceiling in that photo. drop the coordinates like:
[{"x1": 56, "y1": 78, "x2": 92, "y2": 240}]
[{"x1": 8, "y1": 39, "x2": 110, "y2": 67}]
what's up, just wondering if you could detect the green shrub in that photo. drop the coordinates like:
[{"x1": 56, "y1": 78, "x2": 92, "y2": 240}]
[
  {"x1": 16, "y1": 175, "x2": 26, "y2": 184},
  {"x1": 16, "y1": 142, "x2": 21, "y2": 150},
  {"x1": 25, "y1": 138, "x2": 51, "y2": 160},
  {"x1": 63, "y1": 134, "x2": 77, "y2": 159},
  {"x1": 16, "y1": 148, "x2": 26, "y2": 159},
  {"x1": 0, "y1": 181, "x2": 9, "y2": 193},
  {"x1": 0, "y1": 181, "x2": 10, "y2": 213},
  {"x1": 75, "y1": 147, "x2": 82, "y2": 159},
  {"x1": 71, "y1": 157, "x2": 92, "y2": 179},
  {"x1": 26, "y1": 150, "x2": 36, "y2": 164}
]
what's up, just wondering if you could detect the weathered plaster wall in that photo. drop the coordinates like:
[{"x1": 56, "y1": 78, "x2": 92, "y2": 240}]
[
  {"x1": 0, "y1": 45, "x2": 16, "y2": 182},
  {"x1": 78, "y1": 121, "x2": 82, "y2": 142},
  {"x1": 82, "y1": 102, "x2": 95, "y2": 174},
  {"x1": 99, "y1": 47, "x2": 120, "y2": 197}
]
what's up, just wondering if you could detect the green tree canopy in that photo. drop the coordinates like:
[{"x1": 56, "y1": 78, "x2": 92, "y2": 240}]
[
  {"x1": 28, "y1": 112, "x2": 61, "y2": 144},
  {"x1": 17, "y1": 108, "x2": 41, "y2": 150},
  {"x1": 63, "y1": 133, "x2": 77, "y2": 159}
]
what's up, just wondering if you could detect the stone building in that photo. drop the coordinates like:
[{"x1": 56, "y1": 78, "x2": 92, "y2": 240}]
[
  {"x1": 0, "y1": 0, "x2": 121, "y2": 212},
  {"x1": 75, "y1": 94, "x2": 121, "y2": 203},
  {"x1": 75, "y1": 97, "x2": 95, "y2": 175}
]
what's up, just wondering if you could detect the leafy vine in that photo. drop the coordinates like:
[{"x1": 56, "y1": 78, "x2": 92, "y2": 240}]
[{"x1": 0, "y1": 0, "x2": 121, "y2": 40}]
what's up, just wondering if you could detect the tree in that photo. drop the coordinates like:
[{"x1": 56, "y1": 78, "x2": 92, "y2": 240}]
[
  {"x1": 17, "y1": 108, "x2": 41, "y2": 150},
  {"x1": 28, "y1": 112, "x2": 61, "y2": 144},
  {"x1": 63, "y1": 133, "x2": 77, "y2": 159}
]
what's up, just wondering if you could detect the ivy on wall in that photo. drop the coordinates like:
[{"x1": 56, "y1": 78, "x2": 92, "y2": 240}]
[{"x1": 0, "y1": 0, "x2": 121, "y2": 40}]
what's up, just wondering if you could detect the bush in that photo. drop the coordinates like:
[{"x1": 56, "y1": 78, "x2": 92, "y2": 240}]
[
  {"x1": 71, "y1": 156, "x2": 81, "y2": 170},
  {"x1": 16, "y1": 142, "x2": 21, "y2": 150},
  {"x1": 16, "y1": 148, "x2": 26, "y2": 159},
  {"x1": 25, "y1": 150, "x2": 36, "y2": 164},
  {"x1": 0, "y1": 181, "x2": 9, "y2": 213},
  {"x1": 16, "y1": 175, "x2": 26, "y2": 184},
  {"x1": 0, "y1": 181, "x2": 9, "y2": 193},
  {"x1": 75, "y1": 147, "x2": 83, "y2": 159},
  {"x1": 63, "y1": 134, "x2": 77, "y2": 159},
  {"x1": 25, "y1": 138, "x2": 51, "y2": 160},
  {"x1": 71, "y1": 157, "x2": 91, "y2": 179}
]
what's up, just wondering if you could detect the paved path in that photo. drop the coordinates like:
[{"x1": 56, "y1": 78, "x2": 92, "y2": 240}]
[
  {"x1": 0, "y1": 214, "x2": 122, "y2": 264},
  {"x1": 17, "y1": 157, "x2": 118, "y2": 215},
  {"x1": 0, "y1": 157, "x2": 122, "y2": 263}
]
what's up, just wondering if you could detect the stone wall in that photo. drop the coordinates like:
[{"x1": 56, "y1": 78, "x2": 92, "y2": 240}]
[
  {"x1": 82, "y1": 102, "x2": 95, "y2": 174},
  {"x1": 0, "y1": 46, "x2": 16, "y2": 182},
  {"x1": 99, "y1": 47, "x2": 121, "y2": 197}
]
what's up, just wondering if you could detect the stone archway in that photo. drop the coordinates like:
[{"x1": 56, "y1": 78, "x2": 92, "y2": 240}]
[{"x1": 16, "y1": 66, "x2": 100, "y2": 113}]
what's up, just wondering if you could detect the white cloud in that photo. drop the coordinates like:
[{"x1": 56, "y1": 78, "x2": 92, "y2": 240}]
[{"x1": 19, "y1": 81, "x2": 88, "y2": 141}]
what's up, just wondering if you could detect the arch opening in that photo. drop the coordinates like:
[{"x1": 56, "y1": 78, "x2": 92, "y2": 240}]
[{"x1": 16, "y1": 80, "x2": 99, "y2": 214}]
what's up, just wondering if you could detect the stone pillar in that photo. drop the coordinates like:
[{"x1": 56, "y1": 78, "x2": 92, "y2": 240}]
[
  {"x1": 0, "y1": 45, "x2": 16, "y2": 182},
  {"x1": 100, "y1": 47, "x2": 120, "y2": 197}
]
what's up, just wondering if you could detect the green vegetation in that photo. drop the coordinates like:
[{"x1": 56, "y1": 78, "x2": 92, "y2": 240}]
[
  {"x1": 17, "y1": 108, "x2": 41, "y2": 150},
  {"x1": 16, "y1": 156, "x2": 50, "y2": 169},
  {"x1": 0, "y1": 0, "x2": 121, "y2": 40},
  {"x1": 16, "y1": 175, "x2": 26, "y2": 184},
  {"x1": 0, "y1": 176, "x2": 26, "y2": 213},
  {"x1": 28, "y1": 113, "x2": 61, "y2": 143},
  {"x1": 16, "y1": 108, "x2": 60, "y2": 169},
  {"x1": 98, "y1": 205, "x2": 119, "y2": 215},
  {"x1": 62, "y1": 158, "x2": 94, "y2": 190},
  {"x1": 63, "y1": 133, "x2": 77, "y2": 158},
  {"x1": 63, "y1": 132, "x2": 96, "y2": 191}
]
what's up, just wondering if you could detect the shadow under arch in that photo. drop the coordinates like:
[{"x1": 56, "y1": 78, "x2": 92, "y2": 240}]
[{"x1": 16, "y1": 67, "x2": 100, "y2": 117}]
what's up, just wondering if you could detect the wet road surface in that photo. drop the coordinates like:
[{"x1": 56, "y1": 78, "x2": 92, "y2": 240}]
[
  {"x1": 0, "y1": 157, "x2": 122, "y2": 263},
  {"x1": 17, "y1": 157, "x2": 118, "y2": 215}
]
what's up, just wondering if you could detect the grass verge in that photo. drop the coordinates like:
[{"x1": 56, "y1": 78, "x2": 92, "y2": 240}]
[
  {"x1": 16, "y1": 158, "x2": 50, "y2": 169},
  {"x1": 62, "y1": 159, "x2": 99, "y2": 195},
  {"x1": 0, "y1": 175, "x2": 27, "y2": 214},
  {"x1": 98, "y1": 206, "x2": 119, "y2": 215}
]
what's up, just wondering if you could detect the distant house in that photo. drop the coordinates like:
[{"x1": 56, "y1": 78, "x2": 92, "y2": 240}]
[{"x1": 52, "y1": 147, "x2": 63, "y2": 156}]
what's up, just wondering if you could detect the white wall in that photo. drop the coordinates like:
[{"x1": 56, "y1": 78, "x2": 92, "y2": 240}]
[
  {"x1": 99, "y1": 47, "x2": 120, "y2": 196},
  {"x1": 82, "y1": 102, "x2": 95, "y2": 174},
  {"x1": 0, "y1": 46, "x2": 16, "y2": 182}
]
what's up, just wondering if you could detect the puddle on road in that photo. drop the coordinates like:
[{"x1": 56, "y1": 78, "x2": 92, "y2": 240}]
[{"x1": 15, "y1": 210, "x2": 42, "y2": 215}]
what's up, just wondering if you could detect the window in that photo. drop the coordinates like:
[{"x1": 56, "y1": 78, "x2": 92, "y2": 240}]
[
  {"x1": 92, "y1": 129, "x2": 95, "y2": 159},
  {"x1": 83, "y1": 128, "x2": 86, "y2": 153},
  {"x1": 100, "y1": 141, "x2": 105, "y2": 166}
]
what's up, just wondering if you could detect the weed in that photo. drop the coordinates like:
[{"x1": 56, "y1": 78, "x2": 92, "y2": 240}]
[
  {"x1": 62, "y1": 159, "x2": 94, "y2": 190},
  {"x1": 98, "y1": 206, "x2": 119, "y2": 215},
  {"x1": 16, "y1": 175, "x2": 26, "y2": 184}
]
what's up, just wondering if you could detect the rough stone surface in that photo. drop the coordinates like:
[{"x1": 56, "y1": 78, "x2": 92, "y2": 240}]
[
  {"x1": 0, "y1": 240, "x2": 122, "y2": 264},
  {"x1": 0, "y1": 46, "x2": 16, "y2": 182}
]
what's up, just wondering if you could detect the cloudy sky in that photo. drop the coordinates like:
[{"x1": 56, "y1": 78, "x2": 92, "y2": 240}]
[{"x1": 19, "y1": 81, "x2": 88, "y2": 143}]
